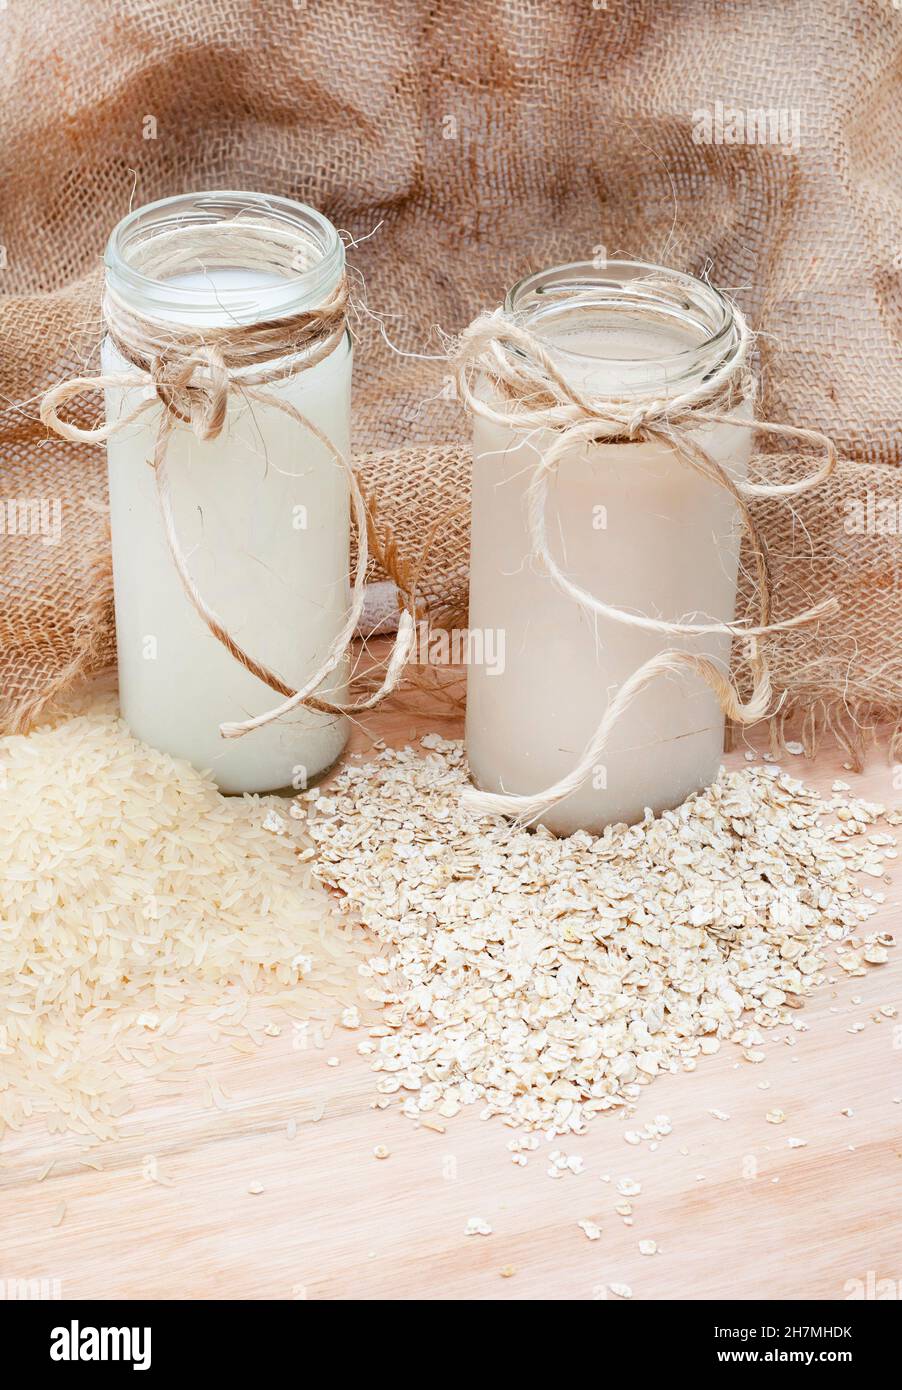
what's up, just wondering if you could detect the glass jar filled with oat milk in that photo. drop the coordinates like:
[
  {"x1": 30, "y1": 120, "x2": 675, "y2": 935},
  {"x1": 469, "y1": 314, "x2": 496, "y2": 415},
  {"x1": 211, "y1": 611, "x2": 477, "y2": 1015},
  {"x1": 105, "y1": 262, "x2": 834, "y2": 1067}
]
[{"x1": 465, "y1": 259, "x2": 754, "y2": 835}]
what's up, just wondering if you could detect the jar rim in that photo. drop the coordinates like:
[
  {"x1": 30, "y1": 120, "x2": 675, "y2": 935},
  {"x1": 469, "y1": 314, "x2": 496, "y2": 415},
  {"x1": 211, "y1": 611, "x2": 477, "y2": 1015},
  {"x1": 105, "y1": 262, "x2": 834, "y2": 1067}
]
[
  {"x1": 104, "y1": 191, "x2": 345, "y2": 325},
  {"x1": 504, "y1": 259, "x2": 743, "y2": 391}
]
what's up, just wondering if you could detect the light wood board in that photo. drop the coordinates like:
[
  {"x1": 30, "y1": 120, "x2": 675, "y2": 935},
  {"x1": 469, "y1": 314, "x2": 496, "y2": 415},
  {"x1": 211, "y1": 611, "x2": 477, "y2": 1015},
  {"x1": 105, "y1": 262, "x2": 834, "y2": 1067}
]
[{"x1": 2, "y1": 681, "x2": 901, "y2": 1301}]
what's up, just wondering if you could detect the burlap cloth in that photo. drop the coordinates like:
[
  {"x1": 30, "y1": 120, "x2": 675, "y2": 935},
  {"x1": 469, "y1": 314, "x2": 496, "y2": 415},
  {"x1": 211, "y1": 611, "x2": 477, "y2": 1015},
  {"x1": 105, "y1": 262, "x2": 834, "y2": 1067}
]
[{"x1": 1, "y1": 1, "x2": 900, "y2": 758}]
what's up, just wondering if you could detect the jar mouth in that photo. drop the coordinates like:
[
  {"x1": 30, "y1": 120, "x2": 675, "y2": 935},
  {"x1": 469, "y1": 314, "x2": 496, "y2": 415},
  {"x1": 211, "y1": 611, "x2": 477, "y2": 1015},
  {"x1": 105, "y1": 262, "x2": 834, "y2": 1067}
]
[
  {"x1": 504, "y1": 259, "x2": 743, "y2": 395},
  {"x1": 105, "y1": 191, "x2": 345, "y2": 326}
]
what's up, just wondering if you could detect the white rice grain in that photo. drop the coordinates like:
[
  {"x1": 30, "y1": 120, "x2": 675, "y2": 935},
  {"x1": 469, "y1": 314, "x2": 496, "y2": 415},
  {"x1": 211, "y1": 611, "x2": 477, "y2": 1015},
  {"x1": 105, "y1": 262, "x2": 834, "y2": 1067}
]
[{"x1": 0, "y1": 698, "x2": 364, "y2": 1139}]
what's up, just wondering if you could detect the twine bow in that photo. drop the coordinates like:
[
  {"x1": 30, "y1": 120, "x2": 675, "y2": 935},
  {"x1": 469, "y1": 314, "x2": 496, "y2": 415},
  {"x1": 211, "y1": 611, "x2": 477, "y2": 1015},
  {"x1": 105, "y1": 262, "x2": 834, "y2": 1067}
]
[
  {"x1": 41, "y1": 266, "x2": 415, "y2": 740},
  {"x1": 452, "y1": 297, "x2": 839, "y2": 825},
  {"x1": 149, "y1": 347, "x2": 231, "y2": 438}
]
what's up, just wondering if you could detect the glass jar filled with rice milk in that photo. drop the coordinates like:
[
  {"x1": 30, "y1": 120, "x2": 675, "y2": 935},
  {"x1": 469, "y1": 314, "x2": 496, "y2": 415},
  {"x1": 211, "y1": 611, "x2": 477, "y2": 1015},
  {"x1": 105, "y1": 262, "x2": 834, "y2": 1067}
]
[{"x1": 102, "y1": 192, "x2": 351, "y2": 794}]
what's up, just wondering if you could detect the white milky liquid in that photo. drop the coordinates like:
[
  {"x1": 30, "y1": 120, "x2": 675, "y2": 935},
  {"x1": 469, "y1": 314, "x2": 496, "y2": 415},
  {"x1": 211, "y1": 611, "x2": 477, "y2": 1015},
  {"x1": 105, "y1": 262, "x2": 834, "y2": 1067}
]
[
  {"x1": 103, "y1": 267, "x2": 351, "y2": 794},
  {"x1": 466, "y1": 312, "x2": 752, "y2": 835}
]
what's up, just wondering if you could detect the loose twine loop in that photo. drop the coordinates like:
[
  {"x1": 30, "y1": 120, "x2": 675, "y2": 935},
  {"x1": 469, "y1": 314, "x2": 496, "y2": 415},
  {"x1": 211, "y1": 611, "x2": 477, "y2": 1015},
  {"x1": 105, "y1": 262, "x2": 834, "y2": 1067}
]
[
  {"x1": 451, "y1": 297, "x2": 840, "y2": 824},
  {"x1": 40, "y1": 224, "x2": 415, "y2": 741}
]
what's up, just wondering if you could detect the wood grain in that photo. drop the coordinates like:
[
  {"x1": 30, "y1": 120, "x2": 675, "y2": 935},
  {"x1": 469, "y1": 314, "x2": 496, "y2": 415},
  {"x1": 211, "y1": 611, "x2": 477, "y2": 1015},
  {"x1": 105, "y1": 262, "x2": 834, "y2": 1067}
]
[{"x1": 2, "y1": 677, "x2": 901, "y2": 1301}]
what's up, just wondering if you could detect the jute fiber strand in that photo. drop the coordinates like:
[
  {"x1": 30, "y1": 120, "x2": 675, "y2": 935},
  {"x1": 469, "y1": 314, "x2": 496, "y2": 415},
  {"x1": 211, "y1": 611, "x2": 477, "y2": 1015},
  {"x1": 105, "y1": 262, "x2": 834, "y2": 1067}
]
[{"x1": 1, "y1": 0, "x2": 900, "y2": 757}]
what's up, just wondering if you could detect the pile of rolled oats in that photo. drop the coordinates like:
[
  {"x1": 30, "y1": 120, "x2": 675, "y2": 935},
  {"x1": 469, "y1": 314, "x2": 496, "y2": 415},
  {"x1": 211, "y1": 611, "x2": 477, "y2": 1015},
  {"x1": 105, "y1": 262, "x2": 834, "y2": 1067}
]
[{"x1": 300, "y1": 738, "x2": 896, "y2": 1138}]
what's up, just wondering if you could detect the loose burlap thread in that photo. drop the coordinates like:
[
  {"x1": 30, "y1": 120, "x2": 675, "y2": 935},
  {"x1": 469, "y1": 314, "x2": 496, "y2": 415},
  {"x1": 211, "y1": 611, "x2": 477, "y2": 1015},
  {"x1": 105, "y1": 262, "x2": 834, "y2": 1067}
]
[
  {"x1": 1, "y1": 1, "x2": 900, "y2": 756},
  {"x1": 451, "y1": 298, "x2": 839, "y2": 822}
]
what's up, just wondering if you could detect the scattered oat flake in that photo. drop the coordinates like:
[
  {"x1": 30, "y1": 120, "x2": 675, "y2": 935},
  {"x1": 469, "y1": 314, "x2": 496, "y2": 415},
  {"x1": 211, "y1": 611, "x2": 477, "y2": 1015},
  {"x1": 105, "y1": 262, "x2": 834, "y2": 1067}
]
[
  {"x1": 247, "y1": 1182, "x2": 265, "y2": 1195},
  {"x1": 578, "y1": 1219, "x2": 602, "y2": 1241},
  {"x1": 499, "y1": 1265, "x2": 516, "y2": 1278},
  {"x1": 787, "y1": 1137, "x2": 808, "y2": 1148},
  {"x1": 608, "y1": 1282, "x2": 633, "y2": 1299},
  {"x1": 373, "y1": 1145, "x2": 390, "y2": 1160},
  {"x1": 305, "y1": 741, "x2": 893, "y2": 1146},
  {"x1": 465, "y1": 1217, "x2": 492, "y2": 1237},
  {"x1": 638, "y1": 1239, "x2": 658, "y2": 1256},
  {"x1": 710, "y1": 1109, "x2": 731, "y2": 1121},
  {"x1": 766, "y1": 1109, "x2": 785, "y2": 1124}
]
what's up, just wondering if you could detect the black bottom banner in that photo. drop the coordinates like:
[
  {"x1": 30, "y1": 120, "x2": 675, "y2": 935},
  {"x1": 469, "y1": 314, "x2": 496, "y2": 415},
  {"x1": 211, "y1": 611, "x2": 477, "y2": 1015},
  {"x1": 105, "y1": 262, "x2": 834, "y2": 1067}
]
[{"x1": 0, "y1": 1297, "x2": 896, "y2": 1373}]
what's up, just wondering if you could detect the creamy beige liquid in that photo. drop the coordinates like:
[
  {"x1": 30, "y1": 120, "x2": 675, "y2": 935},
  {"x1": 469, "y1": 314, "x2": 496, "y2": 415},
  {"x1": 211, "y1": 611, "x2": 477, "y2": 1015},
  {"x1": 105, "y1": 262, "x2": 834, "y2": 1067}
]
[
  {"x1": 103, "y1": 268, "x2": 351, "y2": 794},
  {"x1": 466, "y1": 310, "x2": 752, "y2": 835}
]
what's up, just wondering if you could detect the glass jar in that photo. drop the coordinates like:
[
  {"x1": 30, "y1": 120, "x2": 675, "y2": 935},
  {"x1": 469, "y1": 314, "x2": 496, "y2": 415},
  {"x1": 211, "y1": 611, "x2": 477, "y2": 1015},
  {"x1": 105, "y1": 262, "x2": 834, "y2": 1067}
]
[
  {"x1": 465, "y1": 259, "x2": 753, "y2": 835},
  {"x1": 102, "y1": 191, "x2": 351, "y2": 794}
]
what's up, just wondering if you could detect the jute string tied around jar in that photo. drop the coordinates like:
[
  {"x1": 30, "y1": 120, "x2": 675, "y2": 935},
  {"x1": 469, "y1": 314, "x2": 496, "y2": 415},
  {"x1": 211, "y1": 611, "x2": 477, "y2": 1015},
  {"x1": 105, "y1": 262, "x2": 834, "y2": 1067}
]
[
  {"x1": 452, "y1": 294, "x2": 840, "y2": 826},
  {"x1": 39, "y1": 219, "x2": 416, "y2": 740}
]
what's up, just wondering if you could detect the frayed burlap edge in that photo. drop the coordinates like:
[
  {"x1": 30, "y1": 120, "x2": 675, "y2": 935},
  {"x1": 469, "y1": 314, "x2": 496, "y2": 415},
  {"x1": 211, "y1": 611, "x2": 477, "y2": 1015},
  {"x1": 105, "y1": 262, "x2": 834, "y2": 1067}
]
[
  {"x1": 3, "y1": 535, "x2": 115, "y2": 736},
  {"x1": 726, "y1": 697, "x2": 902, "y2": 771}
]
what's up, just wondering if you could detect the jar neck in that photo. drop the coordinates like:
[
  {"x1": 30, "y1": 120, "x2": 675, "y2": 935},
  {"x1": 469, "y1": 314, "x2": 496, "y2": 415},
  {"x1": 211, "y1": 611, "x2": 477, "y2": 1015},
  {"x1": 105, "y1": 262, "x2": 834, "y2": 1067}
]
[
  {"x1": 504, "y1": 260, "x2": 744, "y2": 399},
  {"x1": 104, "y1": 191, "x2": 345, "y2": 328}
]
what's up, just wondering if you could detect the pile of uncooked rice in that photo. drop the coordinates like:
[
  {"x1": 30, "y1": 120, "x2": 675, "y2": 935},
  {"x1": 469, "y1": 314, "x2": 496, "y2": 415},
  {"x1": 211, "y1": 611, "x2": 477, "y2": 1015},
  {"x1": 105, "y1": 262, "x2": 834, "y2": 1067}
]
[
  {"x1": 0, "y1": 698, "x2": 360, "y2": 1139},
  {"x1": 304, "y1": 736, "x2": 897, "y2": 1138}
]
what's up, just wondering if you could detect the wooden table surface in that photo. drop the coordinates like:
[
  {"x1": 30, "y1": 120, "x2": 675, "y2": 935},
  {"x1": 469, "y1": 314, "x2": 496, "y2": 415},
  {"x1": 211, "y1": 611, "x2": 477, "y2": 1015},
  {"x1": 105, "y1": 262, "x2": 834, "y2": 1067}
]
[{"x1": 2, "y1": 677, "x2": 901, "y2": 1302}]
